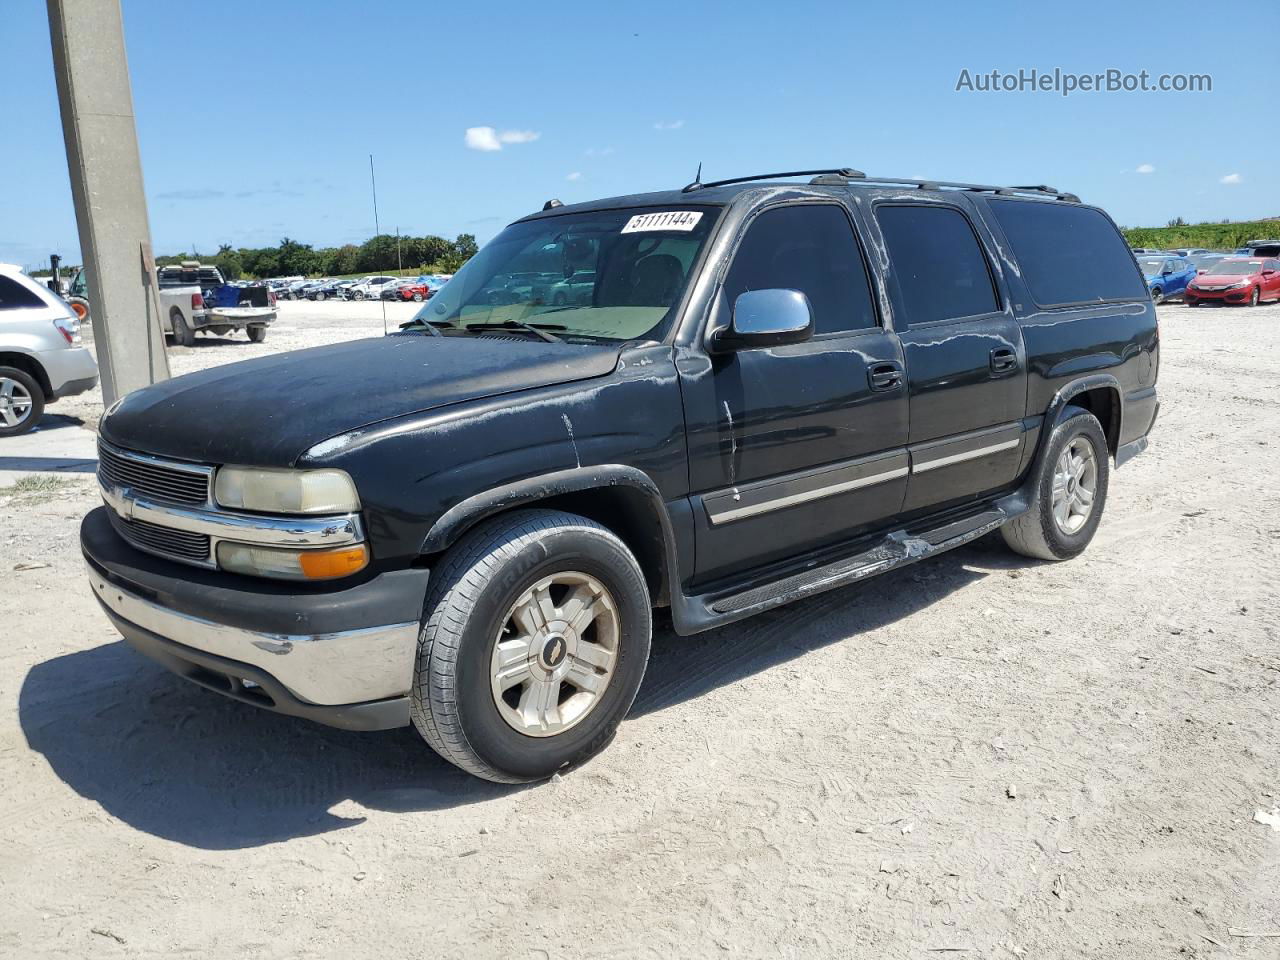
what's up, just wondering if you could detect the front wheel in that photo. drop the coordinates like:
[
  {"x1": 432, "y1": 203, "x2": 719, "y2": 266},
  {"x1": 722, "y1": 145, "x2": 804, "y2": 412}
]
[
  {"x1": 1247, "y1": 287, "x2": 1260, "y2": 307},
  {"x1": 411, "y1": 509, "x2": 652, "y2": 783},
  {"x1": 1150, "y1": 287, "x2": 1163, "y2": 304},
  {"x1": 352, "y1": 291, "x2": 365, "y2": 301},
  {"x1": 412, "y1": 292, "x2": 424, "y2": 302},
  {"x1": 1001, "y1": 408, "x2": 1110, "y2": 561}
]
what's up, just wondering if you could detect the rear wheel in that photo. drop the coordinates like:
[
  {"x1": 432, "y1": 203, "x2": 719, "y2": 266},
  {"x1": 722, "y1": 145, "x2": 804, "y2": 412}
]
[
  {"x1": 0, "y1": 367, "x2": 43, "y2": 437},
  {"x1": 315, "y1": 291, "x2": 326, "y2": 301},
  {"x1": 247, "y1": 325, "x2": 267, "y2": 343},
  {"x1": 413, "y1": 292, "x2": 424, "y2": 302},
  {"x1": 68, "y1": 296, "x2": 90, "y2": 322},
  {"x1": 170, "y1": 310, "x2": 194, "y2": 347},
  {"x1": 353, "y1": 291, "x2": 365, "y2": 301},
  {"x1": 411, "y1": 509, "x2": 652, "y2": 783},
  {"x1": 1001, "y1": 407, "x2": 1109, "y2": 561}
]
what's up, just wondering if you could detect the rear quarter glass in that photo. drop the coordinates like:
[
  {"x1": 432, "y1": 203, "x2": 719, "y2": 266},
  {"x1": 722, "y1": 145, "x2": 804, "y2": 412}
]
[{"x1": 985, "y1": 199, "x2": 1147, "y2": 307}]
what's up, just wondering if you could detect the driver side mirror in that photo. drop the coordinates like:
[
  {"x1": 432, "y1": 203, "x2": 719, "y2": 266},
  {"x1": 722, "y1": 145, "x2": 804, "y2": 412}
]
[{"x1": 713, "y1": 288, "x2": 814, "y2": 352}]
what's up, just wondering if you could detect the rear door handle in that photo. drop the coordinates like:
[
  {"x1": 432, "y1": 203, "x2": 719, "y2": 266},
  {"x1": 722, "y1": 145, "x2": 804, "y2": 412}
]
[
  {"x1": 990, "y1": 348, "x2": 1018, "y2": 374},
  {"x1": 868, "y1": 362, "x2": 903, "y2": 392}
]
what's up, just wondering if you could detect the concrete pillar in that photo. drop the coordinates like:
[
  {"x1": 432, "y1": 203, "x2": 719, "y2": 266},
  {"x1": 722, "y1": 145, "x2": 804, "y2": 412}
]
[{"x1": 46, "y1": 0, "x2": 169, "y2": 407}]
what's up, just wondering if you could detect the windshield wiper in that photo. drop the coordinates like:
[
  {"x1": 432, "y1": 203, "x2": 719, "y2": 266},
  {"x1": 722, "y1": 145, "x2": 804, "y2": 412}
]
[
  {"x1": 460, "y1": 320, "x2": 565, "y2": 343},
  {"x1": 397, "y1": 317, "x2": 446, "y2": 337}
]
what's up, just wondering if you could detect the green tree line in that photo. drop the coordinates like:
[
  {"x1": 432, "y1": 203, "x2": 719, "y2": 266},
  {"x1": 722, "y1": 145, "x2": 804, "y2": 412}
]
[
  {"x1": 1121, "y1": 219, "x2": 1279, "y2": 251},
  {"x1": 155, "y1": 232, "x2": 479, "y2": 281}
]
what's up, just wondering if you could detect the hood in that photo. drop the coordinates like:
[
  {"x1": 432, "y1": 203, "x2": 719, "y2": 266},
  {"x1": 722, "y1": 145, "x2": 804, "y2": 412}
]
[
  {"x1": 1195, "y1": 270, "x2": 1260, "y2": 284},
  {"x1": 100, "y1": 334, "x2": 621, "y2": 466}
]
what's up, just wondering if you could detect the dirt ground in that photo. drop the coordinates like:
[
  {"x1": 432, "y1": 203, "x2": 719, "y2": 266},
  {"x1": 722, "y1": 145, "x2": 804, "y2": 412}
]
[{"x1": 1, "y1": 299, "x2": 1278, "y2": 959}]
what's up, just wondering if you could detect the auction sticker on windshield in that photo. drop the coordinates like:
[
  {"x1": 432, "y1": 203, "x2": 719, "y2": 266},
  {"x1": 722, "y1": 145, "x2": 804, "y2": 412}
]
[{"x1": 621, "y1": 211, "x2": 704, "y2": 233}]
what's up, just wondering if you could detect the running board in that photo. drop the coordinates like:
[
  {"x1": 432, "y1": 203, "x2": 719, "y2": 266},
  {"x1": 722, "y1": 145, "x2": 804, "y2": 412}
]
[{"x1": 707, "y1": 508, "x2": 1008, "y2": 618}]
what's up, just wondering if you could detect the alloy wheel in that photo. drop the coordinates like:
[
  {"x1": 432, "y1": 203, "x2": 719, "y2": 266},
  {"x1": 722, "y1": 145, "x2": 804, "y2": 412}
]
[
  {"x1": 1051, "y1": 437, "x2": 1098, "y2": 535},
  {"x1": 489, "y1": 571, "x2": 619, "y2": 737},
  {"x1": 0, "y1": 377, "x2": 34, "y2": 429}
]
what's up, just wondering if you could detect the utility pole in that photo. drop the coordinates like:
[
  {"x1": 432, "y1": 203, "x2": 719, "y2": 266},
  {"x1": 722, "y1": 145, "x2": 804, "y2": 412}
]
[{"x1": 47, "y1": 0, "x2": 169, "y2": 406}]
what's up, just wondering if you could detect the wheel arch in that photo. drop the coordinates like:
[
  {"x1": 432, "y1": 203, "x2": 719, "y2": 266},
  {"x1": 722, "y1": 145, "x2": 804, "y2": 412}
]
[
  {"x1": 0, "y1": 351, "x2": 53, "y2": 399},
  {"x1": 420, "y1": 465, "x2": 679, "y2": 606},
  {"x1": 1034, "y1": 374, "x2": 1123, "y2": 473}
]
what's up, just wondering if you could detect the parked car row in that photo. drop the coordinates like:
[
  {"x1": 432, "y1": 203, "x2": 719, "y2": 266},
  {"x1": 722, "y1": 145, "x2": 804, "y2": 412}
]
[
  {"x1": 1129, "y1": 241, "x2": 1280, "y2": 305},
  {"x1": 267, "y1": 274, "x2": 452, "y2": 303}
]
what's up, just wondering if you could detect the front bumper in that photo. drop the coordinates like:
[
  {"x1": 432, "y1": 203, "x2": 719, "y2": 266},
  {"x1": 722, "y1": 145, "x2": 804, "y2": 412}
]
[
  {"x1": 81, "y1": 507, "x2": 428, "y2": 728},
  {"x1": 1185, "y1": 285, "x2": 1251, "y2": 303}
]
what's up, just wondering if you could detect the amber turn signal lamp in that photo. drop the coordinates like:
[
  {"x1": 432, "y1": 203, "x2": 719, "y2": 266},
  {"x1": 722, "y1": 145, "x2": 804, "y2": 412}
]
[{"x1": 299, "y1": 545, "x2": 369, "y2": 580}]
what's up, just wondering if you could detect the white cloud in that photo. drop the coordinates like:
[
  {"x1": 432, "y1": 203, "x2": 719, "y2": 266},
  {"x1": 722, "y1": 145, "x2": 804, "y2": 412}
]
[
  {"x1": 1136, "y1": 163, "x2": 1155, "y2": 174},
  {"x1": 464, "y1": 126, "x2": 541, "y2": 151},
  {"x1": 1220, "y1": 172, "x2": 1242, "y2": 185},
  {"x1": 653, "y1": 120, "x2": 685, "y2": 131},
  {"x1": 464, "y1": 126, "x2": 502, "y2": 151},
  {"x1": 566, "y1": 171, "x2": 582, "y2": 181},
  {"x1": 585, "y1": 146, "x2": 615, "y2": 157}
]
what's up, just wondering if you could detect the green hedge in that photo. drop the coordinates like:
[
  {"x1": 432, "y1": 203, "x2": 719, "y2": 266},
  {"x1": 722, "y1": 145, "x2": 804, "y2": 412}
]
[{"x1": 1122, "y1": 220, "x2": 1280, "y2": 251}]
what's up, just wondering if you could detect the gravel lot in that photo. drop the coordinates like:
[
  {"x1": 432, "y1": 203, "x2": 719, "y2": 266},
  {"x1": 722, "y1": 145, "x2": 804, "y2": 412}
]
[{"x1": 2, "y1": 298, "x2": 1278, "y2": 958}]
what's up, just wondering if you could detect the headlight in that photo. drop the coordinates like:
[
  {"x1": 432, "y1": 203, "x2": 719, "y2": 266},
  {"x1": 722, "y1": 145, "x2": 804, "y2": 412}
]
[
  {"x1": 214, "y1": 466, "x2": 360, "y2": 514},
  {"x1": 1228, "y1": 280, "x2": 1249, "y2": 289},
  {"x1": 217, "y1": 542, "x2": 369, "y2": 580}
]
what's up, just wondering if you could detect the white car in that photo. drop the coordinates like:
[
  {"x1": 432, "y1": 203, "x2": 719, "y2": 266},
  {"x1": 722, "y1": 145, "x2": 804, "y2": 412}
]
[
  {"x1": 0, "y1": 263, "x2": 99, "y2": 436},
  {"x1": 347, "y1": 276, "x2": 399, "y2": 301}
]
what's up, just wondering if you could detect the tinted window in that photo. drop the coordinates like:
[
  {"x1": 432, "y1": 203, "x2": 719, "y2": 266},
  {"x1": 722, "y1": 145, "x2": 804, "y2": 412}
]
[
  {"x1": 0, "y1": 275, "x2": 47, "y2": 310},
  {"x1": 721, "y1": 204, "x2": 876, "y2": 336},
  {"x1": 987, "y1": 199, "x2": 1148, "y2": 305},
  {"x1": 875, "y1": 205, "x2": 998, "y2": 325}
]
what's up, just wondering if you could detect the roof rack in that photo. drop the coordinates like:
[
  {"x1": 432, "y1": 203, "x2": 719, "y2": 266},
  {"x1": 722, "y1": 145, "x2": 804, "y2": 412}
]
[{"x1": 683, "y1": 168, "x2": 1080, "y2": 203}]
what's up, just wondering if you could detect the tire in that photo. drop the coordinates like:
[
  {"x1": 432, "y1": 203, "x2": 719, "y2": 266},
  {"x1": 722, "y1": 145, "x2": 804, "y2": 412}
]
[
  {"x1": 1185, "y1": 298, "x2": 1197, "y2": 308},
  {"x1": 68, "y1": 296, "x2": 90, "y2": 322},
  {"x1": 316, "y1": 291, "x2": 326, "y2": 301},
  {"x1": 1150, "y1": 287, "x2": 1163, "y2": 304},
  {"x1": 0, "y1": 366, "x2": 44, "y2": 438},
  {"x1": 170, "y1": 310, "x2": 194, "y2": 347},
  {"x1": 412, "y1": 292, "x2": 424, "y2": 302},
  {"x1": 353, "y1": 291, "x2": 365, "y2": 301},
  {"x1": 411, "y1": 509, "x2": 652, "y2": 783},
  {"x1": 247, "y1": 325, "x2": 267, "y2": 343},
  {"x1": 1247, "y1": 287, "x2": 1260, "y2": 307},
  {"x1": 1001, "y1": 407, "x2": 1110, "y2": 562}
]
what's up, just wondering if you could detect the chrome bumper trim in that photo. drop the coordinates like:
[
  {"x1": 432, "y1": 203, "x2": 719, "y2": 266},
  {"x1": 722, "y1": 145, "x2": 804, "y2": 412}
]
[
  {"x1": 87, "y1": 563, "x2": 418, "y2": 705},
  {"x1": 99, "y1": 479, "x2": 363, "y2": 548}
]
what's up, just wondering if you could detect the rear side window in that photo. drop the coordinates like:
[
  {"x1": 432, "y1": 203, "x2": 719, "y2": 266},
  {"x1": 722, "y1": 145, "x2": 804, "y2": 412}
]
[
  {"x1": 986, "y1": 199, "x2": 1147, "y2": 306},
  {"x1": 0, "y1": 275, "x2": 47, "y2": 310},
  {"x1": 875, "y1": 205, "x2": 998, "y2": 325},
  {"x1": 721, "y1": 204, "x2": 877, "y2": 336}
]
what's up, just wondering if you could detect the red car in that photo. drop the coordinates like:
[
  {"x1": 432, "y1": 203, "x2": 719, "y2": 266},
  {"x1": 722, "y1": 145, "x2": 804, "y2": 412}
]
[
  {"x1": 1185, "y1": 257, "x2": 1280, "y2": 307},
  {"x1": 397, "y1": 283, "x2": 433, "y2": 303}
]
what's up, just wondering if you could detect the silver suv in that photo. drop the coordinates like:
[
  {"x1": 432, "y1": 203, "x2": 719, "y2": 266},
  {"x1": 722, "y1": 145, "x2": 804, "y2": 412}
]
[{"x1": 0, "y1": 263, "x2": 99, "y2": 436}]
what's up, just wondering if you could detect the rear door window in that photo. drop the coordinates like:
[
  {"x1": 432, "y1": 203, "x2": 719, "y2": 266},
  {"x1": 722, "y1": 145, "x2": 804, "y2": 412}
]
[
  {"x1": 874, "y1": 204, "x2": 998, "y2": 325},
  {"x1": 986, "y1": 199, "x2": 1147, "y2": 306},
  {"x1": 0, "y1": 275, "x2": 47, "y2": 311}
]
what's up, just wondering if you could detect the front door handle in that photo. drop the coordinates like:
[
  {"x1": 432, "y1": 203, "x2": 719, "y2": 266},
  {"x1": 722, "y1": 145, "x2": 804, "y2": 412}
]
[
  {"x1": 868, "y1": 362, "x2": 903, "y2": 392},
  {"x1": 990, "y1": 348, "x2": 1018, "y2": 374}
]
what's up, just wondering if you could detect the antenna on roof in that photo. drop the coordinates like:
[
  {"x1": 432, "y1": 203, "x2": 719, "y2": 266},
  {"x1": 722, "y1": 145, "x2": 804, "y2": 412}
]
[{"x1": 684, "y1": 162, "x2": 703, "y2": 192}]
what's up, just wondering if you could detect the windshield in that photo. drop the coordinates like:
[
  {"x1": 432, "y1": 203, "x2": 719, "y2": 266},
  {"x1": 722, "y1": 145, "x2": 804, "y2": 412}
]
[
  {"x1": 412, "y1": 207, "x2": 719, "y2": 342},
  {"x1": 1207, "y1": 260, "x2": 1264, "y2": 275},
  {"x1": 1138, "y1": 258, "x2": 1168, "y2": 273}
]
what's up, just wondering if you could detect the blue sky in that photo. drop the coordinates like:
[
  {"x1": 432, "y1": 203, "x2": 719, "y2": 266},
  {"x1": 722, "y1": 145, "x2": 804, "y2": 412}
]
[{"x1": 2, "y1": 0, "x2": 1276, "y2": 268}]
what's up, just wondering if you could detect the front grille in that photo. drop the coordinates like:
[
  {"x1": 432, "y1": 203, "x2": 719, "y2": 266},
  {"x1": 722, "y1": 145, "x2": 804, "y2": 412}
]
[
  {"x1": 98, "y1": 442, "x2": 210, "y2": 505},
  {"x1": 109, "y1": 511, "x2": 212, "y2": 564}
]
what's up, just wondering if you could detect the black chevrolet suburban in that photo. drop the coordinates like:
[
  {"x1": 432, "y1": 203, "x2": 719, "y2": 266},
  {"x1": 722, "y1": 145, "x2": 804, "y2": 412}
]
[{"x1": 82, "y1": 168, "x2": 1159, "y2": 783}]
